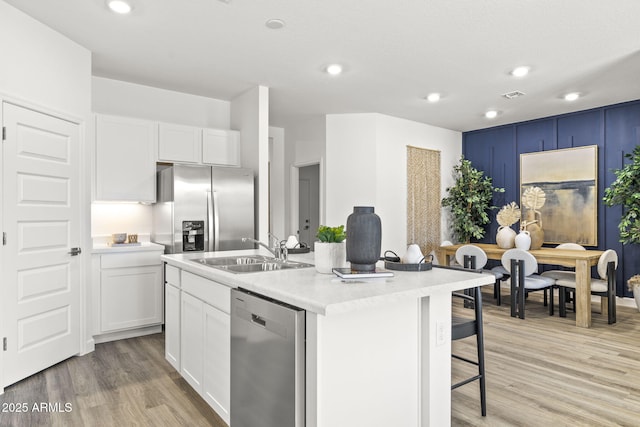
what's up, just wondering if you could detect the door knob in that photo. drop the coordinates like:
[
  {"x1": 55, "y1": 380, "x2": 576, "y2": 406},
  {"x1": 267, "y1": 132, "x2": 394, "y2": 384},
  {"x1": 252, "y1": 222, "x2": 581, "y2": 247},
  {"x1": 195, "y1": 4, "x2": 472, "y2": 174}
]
[{"x1": 68, "y1": 247, "x2": 82, "y2": 256}]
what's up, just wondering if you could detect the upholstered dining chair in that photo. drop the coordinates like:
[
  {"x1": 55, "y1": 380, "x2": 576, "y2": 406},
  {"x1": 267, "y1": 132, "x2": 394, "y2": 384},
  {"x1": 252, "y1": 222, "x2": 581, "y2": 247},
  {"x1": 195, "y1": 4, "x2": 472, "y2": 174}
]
[
  {"x1": 501, "y1": 249, "x2": 556, "y2": 319},
  {"x1": 541, "y1": 243, "x2": 586, "y2": 312},
  {"x1": 455, "y1": 244, "x2": 503, "y2": 300},
  {"x1": 555, "y1": 249, "x2": 618, "y2": 324},
  {"x1": 451, "y1": 279, "x2": 487, "y2": 416}
]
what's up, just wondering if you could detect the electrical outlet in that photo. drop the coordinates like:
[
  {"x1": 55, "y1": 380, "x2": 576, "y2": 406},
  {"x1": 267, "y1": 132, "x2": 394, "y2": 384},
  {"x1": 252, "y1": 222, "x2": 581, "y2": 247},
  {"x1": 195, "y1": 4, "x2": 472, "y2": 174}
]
[{"x1": 436, "y1": 320, "x2": 449, "y2": 346}]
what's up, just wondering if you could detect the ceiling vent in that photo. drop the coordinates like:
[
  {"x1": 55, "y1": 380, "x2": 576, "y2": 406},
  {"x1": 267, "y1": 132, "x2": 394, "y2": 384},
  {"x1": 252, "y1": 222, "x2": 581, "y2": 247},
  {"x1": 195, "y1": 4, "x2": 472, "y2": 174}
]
[{"x1": 502, "y1": 90, "x2": 526, "y2": 99}]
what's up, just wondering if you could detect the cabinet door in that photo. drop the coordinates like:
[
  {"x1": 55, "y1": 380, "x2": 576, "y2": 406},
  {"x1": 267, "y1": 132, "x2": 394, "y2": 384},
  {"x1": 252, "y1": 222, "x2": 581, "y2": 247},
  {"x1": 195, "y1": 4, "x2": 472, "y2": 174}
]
[
  {"x1": 158, "y1": 122, "x2": 202, "y2": 163},
  {"x1": 95, "y1": 114, "x2": 157, "y2": 202},
  {"x1": 100, "y1": 265, "x2": 163, "y2": 332},
  {"x1": 165, "y1": 282, "x2": 181, "y2": 371},
  {"x1": 202, "y1": 128, "x2": 240, "y2": 166},
  {"x1": 203, "y1": 304, "x2": 231, "y2": 424},
  {"x1": 181, "y1": 292, "x2": 204, "y2": 393}
]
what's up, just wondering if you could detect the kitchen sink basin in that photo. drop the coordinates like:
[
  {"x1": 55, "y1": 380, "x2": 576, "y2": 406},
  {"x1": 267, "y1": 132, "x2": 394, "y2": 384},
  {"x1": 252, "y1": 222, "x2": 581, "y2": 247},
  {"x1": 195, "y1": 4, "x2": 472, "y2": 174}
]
[
  {"x1": 193, "y1": 255, "x2": 276, "y2": 266},
  {"x1": 191, "y1": 255, "x2": 313, "y2": 273}
]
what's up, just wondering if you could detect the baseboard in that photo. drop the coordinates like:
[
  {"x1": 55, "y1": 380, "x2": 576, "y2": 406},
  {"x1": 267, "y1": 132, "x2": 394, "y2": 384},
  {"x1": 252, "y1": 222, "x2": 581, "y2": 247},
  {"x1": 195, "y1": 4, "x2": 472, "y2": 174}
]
[{"x1": 93, "y1": 325, "x2": 162, "y2": 344}]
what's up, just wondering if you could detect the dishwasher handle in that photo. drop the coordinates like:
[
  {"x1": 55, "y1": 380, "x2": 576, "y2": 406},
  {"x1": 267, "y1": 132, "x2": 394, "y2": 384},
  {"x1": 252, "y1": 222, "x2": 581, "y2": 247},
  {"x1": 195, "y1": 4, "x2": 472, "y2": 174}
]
[{"x1": 251, "y1": 314, "x2": 266, "y2": 327}]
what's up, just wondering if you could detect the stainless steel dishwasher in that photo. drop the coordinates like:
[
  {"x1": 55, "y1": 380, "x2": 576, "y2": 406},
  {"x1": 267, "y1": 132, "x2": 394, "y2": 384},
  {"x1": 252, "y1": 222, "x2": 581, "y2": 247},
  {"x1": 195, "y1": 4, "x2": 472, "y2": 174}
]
[{"x1": 230, "y1": 288, "x2": 305, "y2": 427}]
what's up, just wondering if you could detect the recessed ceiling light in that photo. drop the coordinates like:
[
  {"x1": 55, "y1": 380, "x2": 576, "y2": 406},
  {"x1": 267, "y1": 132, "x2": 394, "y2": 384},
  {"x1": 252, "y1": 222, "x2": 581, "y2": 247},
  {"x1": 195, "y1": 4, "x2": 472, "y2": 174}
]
[
  {"x1": 564, "y1": 92, "x2": 580, "y2": 101},
  {"x1": 426, "y1": 93, "x2": 441, "y2": 103},
  {"x1": 326, "y1": 64, "x2": 343, "y2": 76},
  {"x1": 107, "y1": 0, "x2": 132, "y2": 14},
  {"x1": 485, "y1": 110, "x2": 499, "y2": 119},
  {"x1": 510, "y1": 66, "x2": 530, "y2": 77},
  {"x1": 265, "y1": 19, "x2": 285, "y2": 30}
]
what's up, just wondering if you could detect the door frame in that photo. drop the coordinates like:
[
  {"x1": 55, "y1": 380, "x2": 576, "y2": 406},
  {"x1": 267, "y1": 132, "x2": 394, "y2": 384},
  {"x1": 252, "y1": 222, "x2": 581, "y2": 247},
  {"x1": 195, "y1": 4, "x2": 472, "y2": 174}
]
[
  {"x1": 290, "y1": 158, "x2": 324, "y2": 243},
  {"x1": 0, "y1": 94, "x2": 91, "y2": 393}
]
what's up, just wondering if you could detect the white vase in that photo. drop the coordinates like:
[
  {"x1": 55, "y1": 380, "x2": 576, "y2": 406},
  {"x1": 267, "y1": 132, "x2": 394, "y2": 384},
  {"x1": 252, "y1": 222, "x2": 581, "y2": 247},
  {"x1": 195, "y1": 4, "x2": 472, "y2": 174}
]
[
  {"x1": 314, "y1": 241, "x2": 348, "y2": 274},
  {"x1": 496, "y1": 226, "x2": 516, "y2": 249},
  {"x1": 633, "y1": 286, "x2": 640, "y2": 312},
  {"x1": 514, "y1": 230, "x2": 531, "y2": 250}
]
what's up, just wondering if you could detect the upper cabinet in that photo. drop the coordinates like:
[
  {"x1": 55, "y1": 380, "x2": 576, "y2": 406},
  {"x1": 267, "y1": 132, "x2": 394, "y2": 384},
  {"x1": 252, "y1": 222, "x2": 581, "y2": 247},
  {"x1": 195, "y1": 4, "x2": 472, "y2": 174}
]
[
  {"x1": 95, "y1": 114, "x2": 157, "y2": 202},
  {"x1": 158, "y1": 123, "x2": 202, "y2": 164},
  {"x1": 202, "y1": 128, "x2": 240, "y2": 167},
  {"x1": 158, "y1": 123, "x2": 241, "y2": 167}
]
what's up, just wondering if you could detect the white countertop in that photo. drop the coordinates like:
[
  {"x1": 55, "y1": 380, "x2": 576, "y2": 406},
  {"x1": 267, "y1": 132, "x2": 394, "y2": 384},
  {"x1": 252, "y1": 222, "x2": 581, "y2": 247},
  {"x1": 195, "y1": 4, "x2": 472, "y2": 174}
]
[
  {"x1": 161, "y1": 250, "x2": 495, "y2": 316},
  {"x1": 93, "y1": 241, "x2": 165, "y2": 254}
]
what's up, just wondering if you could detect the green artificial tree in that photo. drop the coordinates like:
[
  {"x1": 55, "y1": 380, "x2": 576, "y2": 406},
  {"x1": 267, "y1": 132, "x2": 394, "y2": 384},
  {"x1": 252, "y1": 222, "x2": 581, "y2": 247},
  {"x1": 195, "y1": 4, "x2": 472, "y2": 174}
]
[
  {"x1": 442, "y1": 156, "x2": 505, "y2": 243},
  {"x1": 603, "y1": 145, "x2": 640, "y2": 245}
]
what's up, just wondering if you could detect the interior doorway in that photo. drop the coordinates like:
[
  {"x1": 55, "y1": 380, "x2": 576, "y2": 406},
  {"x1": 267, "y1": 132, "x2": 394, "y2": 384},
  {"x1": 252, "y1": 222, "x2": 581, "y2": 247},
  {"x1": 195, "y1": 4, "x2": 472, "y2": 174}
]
[{"x1": 298, "y1": 164, "x2": 320, "y2": 248}]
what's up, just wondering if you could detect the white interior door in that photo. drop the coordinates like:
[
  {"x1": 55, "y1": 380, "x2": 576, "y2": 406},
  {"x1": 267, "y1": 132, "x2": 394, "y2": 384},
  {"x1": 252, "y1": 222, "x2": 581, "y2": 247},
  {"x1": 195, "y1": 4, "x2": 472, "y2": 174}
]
[{"x1": 2, "y1": 102, "x2": 81, "y2": 387}]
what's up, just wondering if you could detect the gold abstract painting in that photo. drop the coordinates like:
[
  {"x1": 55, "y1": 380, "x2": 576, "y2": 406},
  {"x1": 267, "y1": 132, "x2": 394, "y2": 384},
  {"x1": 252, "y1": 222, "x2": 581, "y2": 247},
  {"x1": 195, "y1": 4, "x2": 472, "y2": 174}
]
[{"x1": 520, "y1": 145, "x2": 598, "y2": 246}]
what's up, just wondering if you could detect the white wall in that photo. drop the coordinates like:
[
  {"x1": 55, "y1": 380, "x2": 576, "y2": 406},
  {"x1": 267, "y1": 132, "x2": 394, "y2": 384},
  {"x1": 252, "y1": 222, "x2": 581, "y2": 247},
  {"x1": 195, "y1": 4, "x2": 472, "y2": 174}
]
[
  {"x1": 0, "y1": 1, "x2": 91, "y2": 117},
  {"x1": 92, "y1": 76, "x2": 230, "y2": 128},
  {"x1": 231, "y1": 86, "x2": 269, "y2": 243},
  {"x1": 269, "y1": 127, "x2": 286, "y2": 240},
  {"x1": 326, "y1": 113, "x2": 462, "y2": 255}
]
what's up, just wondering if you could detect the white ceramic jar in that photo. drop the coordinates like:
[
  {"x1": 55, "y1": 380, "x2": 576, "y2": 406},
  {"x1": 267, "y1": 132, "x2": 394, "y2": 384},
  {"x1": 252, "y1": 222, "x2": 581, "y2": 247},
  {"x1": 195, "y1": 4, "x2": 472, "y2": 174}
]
[{"x1": 514, "y1": 230, "x2": 532, "y2": 250}]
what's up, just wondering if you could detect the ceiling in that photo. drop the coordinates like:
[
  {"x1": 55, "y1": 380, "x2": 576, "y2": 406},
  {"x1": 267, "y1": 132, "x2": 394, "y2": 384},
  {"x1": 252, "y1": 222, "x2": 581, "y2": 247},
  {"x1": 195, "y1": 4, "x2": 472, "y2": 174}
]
[{"x1": 6, "y1": 0, "x2": 640, "y2": 132}]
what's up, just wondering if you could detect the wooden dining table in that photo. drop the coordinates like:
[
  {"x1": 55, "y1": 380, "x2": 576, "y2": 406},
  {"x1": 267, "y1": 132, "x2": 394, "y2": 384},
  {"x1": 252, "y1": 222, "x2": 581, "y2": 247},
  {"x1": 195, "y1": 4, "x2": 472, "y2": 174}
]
[{"x1": 440, "y1": 243, "x2": 605, "y2": 328}]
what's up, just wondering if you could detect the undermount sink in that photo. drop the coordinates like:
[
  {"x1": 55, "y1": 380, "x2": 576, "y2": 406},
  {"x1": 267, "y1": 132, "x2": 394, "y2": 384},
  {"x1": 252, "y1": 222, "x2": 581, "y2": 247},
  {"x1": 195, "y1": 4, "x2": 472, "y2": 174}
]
[
  {"x1": 193, "y1": 255, "x2": 275, "y2": 266},
  {"x1": 191, "y1": 255, "x2": 313, "y2": 273}
]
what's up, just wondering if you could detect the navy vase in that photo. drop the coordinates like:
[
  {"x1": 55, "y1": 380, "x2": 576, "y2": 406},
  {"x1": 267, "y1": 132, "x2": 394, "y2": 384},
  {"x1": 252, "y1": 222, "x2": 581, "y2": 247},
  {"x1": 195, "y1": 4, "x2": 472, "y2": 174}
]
[{"x1": 346, "y1": 206, "x2": 381, "y2": 272}]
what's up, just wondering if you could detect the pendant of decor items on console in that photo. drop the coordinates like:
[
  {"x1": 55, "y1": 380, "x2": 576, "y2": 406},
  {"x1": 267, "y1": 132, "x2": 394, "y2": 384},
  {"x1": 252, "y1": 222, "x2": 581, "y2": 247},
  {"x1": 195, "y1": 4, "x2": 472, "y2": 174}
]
[{"x1": 346, "y1": 206, "x2": 381, "y2": 272}]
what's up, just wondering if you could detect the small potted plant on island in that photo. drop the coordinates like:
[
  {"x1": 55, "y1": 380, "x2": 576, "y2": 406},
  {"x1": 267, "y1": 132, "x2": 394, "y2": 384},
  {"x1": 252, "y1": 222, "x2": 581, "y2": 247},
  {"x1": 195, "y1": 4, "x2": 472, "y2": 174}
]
[
  {"x1": 314, "y1": 225, "x2": 349, "y2": 274},
  {"x1": 603, "y1": 145, "x2": 640, "y2": 310}
]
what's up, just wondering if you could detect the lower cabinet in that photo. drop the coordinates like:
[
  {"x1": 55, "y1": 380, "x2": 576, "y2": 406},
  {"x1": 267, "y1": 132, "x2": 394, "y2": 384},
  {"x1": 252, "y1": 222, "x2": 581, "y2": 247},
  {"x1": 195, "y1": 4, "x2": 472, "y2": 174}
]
[
  {"x1": 165, "y1": 281, "x2": 181, "y2": 371},
  {"x1": 171, "y1": 268, "x2": 231, "y2": 425},
  {"x1": 93, "y1": 250, "x2": 164, "y2": 343}
]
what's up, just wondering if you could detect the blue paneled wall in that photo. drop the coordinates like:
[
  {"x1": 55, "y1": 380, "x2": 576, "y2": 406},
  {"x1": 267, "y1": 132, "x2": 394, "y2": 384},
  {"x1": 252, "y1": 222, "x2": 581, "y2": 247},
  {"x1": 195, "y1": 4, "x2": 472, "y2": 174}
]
[{"x1": 463, "y1": 100, "x2": 640, "y2": 297}]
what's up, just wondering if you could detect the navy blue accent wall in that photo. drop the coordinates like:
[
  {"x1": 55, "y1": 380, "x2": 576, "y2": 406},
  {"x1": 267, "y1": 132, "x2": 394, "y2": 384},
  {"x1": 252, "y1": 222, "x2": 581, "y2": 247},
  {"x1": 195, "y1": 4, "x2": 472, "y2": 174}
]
[{"x1": 463, "y1": 100, "x2": 640, "y2": 297}]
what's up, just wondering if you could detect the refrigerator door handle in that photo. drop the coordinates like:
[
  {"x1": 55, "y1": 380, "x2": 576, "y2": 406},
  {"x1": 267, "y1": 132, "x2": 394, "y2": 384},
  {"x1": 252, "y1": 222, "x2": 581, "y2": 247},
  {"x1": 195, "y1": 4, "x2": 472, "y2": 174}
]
[
  {"x1": 211, "y1": 191, "x2": 220, "y2": 251},
  {"x1": 207, "y1": 190, "x2": 214, "y2": 251}
]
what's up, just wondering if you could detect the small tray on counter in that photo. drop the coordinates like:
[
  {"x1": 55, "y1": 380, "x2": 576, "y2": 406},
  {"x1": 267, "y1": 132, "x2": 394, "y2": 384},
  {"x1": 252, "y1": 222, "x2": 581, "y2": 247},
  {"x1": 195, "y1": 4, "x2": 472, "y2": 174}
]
[
  {"x1": 384, "y1": 260, "x2": 432, "y2": 272},
  {"x1": 286, "y1": 244, "x2": 310, "y2": 254}
]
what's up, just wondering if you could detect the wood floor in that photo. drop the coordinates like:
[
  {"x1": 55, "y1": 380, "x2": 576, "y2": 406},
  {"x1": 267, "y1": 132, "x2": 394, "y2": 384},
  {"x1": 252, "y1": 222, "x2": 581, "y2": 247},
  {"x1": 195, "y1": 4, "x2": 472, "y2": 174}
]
[
  {"x1": 0, "y1": 333, "x2": 226, "y2": 427},
  {"x1": 1, "y1": 289, "x2": 639, "y2": 427},
  {"x1": 452, "y1": 287, "x2": 640, "y2": 426}
]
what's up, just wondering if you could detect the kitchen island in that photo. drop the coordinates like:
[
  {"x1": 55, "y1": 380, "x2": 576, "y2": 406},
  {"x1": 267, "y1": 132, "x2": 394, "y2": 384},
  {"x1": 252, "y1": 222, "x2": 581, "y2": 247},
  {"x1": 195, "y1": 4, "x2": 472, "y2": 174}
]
[{"x1": 162, "y1": 250, "x2": 495, "y2": 427}]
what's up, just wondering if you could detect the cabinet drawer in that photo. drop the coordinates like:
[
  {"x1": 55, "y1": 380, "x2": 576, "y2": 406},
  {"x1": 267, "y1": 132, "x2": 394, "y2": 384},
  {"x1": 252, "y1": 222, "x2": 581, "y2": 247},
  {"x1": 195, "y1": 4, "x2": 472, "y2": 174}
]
[
  {"x1": 101, "y1": 251, "x2": 162, "y2": 269},
  {"x1": 182, "y1": 271, "x2": 230, "y2": 314},
  {"x1": 165, "y1": 264, "x2": 181, "y2": 287}
]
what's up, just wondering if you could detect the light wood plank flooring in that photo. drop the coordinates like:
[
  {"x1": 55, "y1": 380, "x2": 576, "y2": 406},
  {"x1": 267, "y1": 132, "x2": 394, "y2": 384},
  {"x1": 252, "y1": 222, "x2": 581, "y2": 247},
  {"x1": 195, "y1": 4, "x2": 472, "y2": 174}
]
[
  {"x1": 1, "y1": 290, "x2": 639, "y2": 426},
  {"x1": 452, "y1": 287, "x2": 640, "y2": 426},
  {"x1": 0, "y1": 333, "x2": 226, "y2": 427}
]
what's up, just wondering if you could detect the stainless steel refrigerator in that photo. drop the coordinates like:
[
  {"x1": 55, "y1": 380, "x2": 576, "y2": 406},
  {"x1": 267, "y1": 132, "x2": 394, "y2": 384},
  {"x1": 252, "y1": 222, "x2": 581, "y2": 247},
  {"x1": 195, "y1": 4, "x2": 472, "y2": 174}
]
[{"x1": 152, "y1": 164, "x2": 255, "y2": 253}]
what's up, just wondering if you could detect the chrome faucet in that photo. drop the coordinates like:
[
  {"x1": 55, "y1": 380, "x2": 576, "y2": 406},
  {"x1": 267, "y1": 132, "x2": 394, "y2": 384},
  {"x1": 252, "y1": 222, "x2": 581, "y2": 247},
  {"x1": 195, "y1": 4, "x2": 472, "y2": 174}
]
[{"x1": 242, "y1": 237, "x2": 288, "y2": 261}]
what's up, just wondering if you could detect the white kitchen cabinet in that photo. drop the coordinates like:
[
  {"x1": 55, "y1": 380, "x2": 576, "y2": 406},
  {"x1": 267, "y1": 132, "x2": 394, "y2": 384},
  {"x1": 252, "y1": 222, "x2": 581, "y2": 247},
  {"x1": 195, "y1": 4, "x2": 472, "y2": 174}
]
[
  {"x1": 158, "y1": 122, "x2": 202, "y2": 163},
  {"x1": 92, "y1": 250, "x2": 164, "y2": 343},
  {"x1": 172, "y1": 269, "x2": 231, "y2": 425},
  {"x1": 95, "y1": 114, "x2": 157, "y2": 202},
  {"x1": 202, "y1": 128, "x2": 240, "y2": 167},
  {"x1": 203, "y1": 303, "x2": 230, "y2": 421},
  {"x1": 180, "y1": 291, "x2": 204, "y2": 392},
  {"x1": 165, "y1": 264, "x2": 181, "y2": 371}
]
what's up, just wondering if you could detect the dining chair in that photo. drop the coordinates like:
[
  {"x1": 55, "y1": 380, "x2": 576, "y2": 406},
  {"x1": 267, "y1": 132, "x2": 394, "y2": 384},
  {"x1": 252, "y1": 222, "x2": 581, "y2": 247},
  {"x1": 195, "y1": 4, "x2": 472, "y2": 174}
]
[
  {"x1": 452, "y1": 284, "x2": 487, "y2": 416},
  {"x1": 455, "y1": 245, "x2": 503, "y2": 302},
  {"x1": 501, "y1": 248, "x2": 556, "y2": 319},
  {"x1": 541, "y1": 243, "x2": 586, "y2": 313},
  {"x1": 555, "y1": 249, "x2": 618, "y2": 324}
]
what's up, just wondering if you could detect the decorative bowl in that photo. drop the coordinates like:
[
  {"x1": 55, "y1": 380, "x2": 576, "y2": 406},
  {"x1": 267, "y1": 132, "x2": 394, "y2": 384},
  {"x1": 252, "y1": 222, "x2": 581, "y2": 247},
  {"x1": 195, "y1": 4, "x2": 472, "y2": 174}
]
[{"x1": 111, "y1": 233, "x2": 127, "y2": 244}]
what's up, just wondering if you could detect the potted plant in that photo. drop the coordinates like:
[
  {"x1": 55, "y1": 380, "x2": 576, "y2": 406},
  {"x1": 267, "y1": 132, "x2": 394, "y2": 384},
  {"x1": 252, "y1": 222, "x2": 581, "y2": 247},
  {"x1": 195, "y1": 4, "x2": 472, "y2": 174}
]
[
  {"x1": 441, "y1": 156, "x2": 505, "y2": 243},
  {"x1": 314, "y1": 225, "x2": 348, "y2": 274},
  {"x1": 603, "y1": 145, "x2": 640, "y2": 307}
]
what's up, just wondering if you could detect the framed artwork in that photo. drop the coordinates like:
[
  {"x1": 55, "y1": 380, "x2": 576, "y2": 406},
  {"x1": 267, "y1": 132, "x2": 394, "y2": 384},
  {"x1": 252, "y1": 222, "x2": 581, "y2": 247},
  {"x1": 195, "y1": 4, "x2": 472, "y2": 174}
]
[{"x1": 520, "y1": 145, "x2": 598, "y2": 246}]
